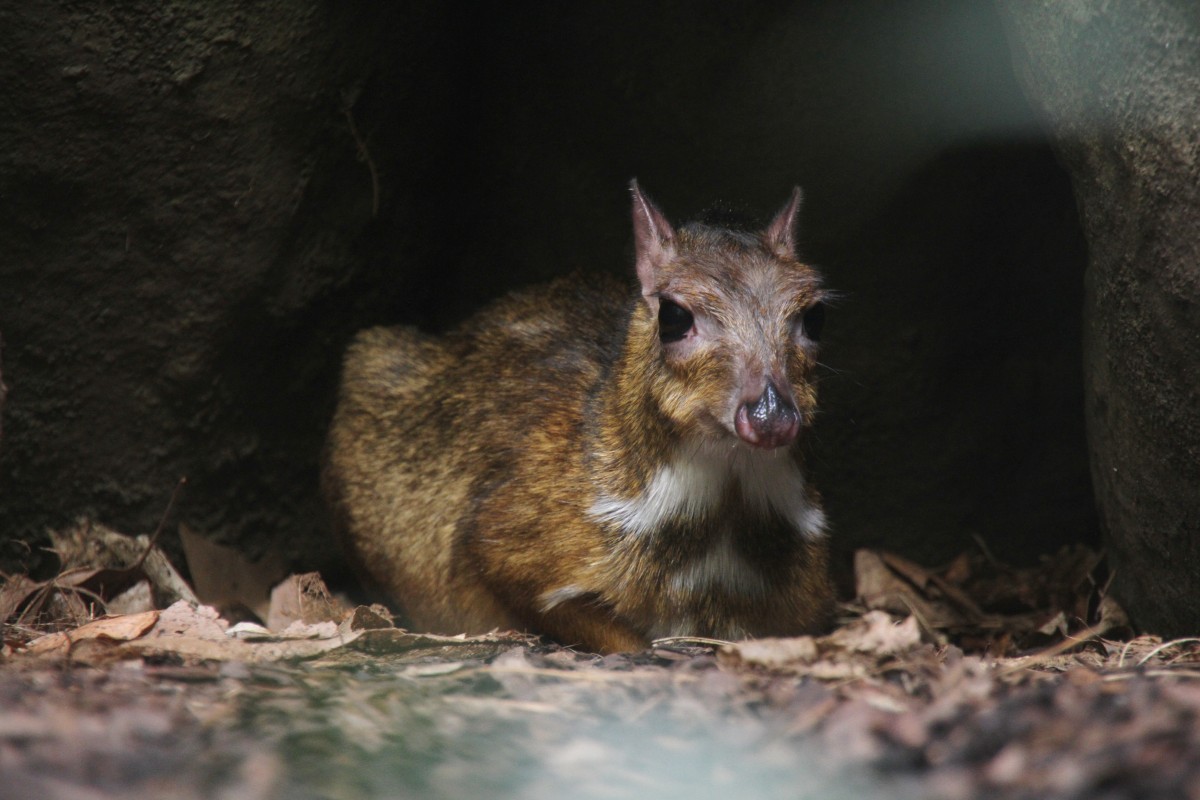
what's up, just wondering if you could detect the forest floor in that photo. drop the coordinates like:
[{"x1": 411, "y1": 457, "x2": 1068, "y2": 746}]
[{"x1": 3, "y1": 523, "x2": 1200, "y2": 800}]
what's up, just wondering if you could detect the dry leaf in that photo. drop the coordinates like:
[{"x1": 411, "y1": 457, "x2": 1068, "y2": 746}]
[
  {"x1": 179, "y1": 523, "x2": 285, "y2": 622},
  {"x1": 1037, "y1": 611, "x2": 1069, "y2": 637},
  {"x1": 50, "y1": 519, "x2": 199, "y2": 608},
  {"x1": 147, "y1": 600, "x2": 230, "y2": 641},
  {"x1": 717, "y1": 637, "x2": 819, "y2": 671},
  {"x1": 25, "y1": 610, "x2": 160, "y2": 656},
  {"x1": 1095, "y1": 594, "x2": 1130, "y2": 636},
  {"x1": 278, "y1": 620, "x2": 340, "y2": 640},
  {"x1": 0, "y1": 574, "x2": 43, "y2": 625},
  {"x1": 853, "y1": 545, "x2": 1111, "y2": 656},
  {"x1": 855, "y1": 550, "x2": 966, "y2": 631},
  {"x1": 806, "y1": 659, "x2": 872, "y2": 681},
  {"x1": 343, "y1": 604, "x2": 395, "y2": 632},
  {"x1": 267, "y1": 573, "x2": 347, "y2": 632},
  {"x1": 227, "y1": 621, "x2": 275, "y2": 640},
  {"x1": 878, "y1": 551, "x2": 933, "y2": 590},
  {"x1": 106, "y1": 579, "x2": 156, "y2": 616},
  {"x1": 127, "y1": 601, "x2": 361, "y2": 664},
  {"x1": 132, "y1": 630, "x2": 362, "y2": 664},
  {"x1": 827, "y1": 611, "x2": 921, "y2": 657},
  {"x1": 3, "y1": 518, "x2": 199, "y2": 634},
  {"x1": 720, "y1": 612, "x2": 921, "y2": 678}
]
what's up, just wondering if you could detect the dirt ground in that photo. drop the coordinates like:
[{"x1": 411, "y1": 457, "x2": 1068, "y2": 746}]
[{"x1": 3, "y1": 532, "x2": 1200, "y2": 800}]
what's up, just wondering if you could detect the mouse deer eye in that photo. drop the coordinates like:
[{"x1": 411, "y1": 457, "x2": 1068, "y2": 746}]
[
  {"x1": 657, "y1": 299, "x2": 694, "y2": 343},
  {"x1": 799, "y1": 301, "x2": 825, "y2": 343}
]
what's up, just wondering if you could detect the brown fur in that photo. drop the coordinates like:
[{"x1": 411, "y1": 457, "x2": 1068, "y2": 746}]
[{"x1": 323, "y1": 184, "x2": 835, "y2": 653}]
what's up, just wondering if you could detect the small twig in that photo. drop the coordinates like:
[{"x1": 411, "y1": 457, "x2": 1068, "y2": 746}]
[
  {"x1": 131, "y1": 477, "x2": 188, "y2": 572},
  {"x1": 1096, "y1": 555, "x2": 1114, "y2": 593},
  {"x1": 1117, "y1": 639, "x2": 1137, "y2": 669},
  {"x1": 51, "y1": 583, "x2": 109, "y2": 614},
  {"x1": 876, "y1": 592, "x2": 943, "y2": 644},
  {"x1": 1103, "y1": 668, "x2": 1200, "y2": 682},
  {"x1": 970, "y1": 533, "x2": 1003, "y2": 569},
  {"x1": 994, "y1": 618, "x2": 1113, "y2": 677},
  {"x1": 651, "y1": 636, "x2": 732, "y2": 649},
  {"x1": 342, "y1": 102, "x2": 380, "y2": 217},
  {"x1": 17, "y1": 581, "x2": 109, "y2": 628},
  {"x1": 1136, "y1": 638, "x2": 1200, "y2": 667}
]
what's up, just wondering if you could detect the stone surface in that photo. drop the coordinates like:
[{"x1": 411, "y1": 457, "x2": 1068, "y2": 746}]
[
  {"x1": 1001, "y1": 1, "x2": 1200, "y2": 635},
  {"x1": 0, "y1": 2, "x2": 442, "y2": 576}
]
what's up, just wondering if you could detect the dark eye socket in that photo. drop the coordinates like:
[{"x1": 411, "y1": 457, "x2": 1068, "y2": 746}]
[
  {"x1": 657, "y1": 299, "x2": 694, "y2": 343},
  {"x1": 800, "y1": 301, "x2": 825, "y2": 342}
]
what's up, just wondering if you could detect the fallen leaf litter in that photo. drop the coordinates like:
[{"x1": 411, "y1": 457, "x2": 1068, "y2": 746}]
[{"x1": 3, "y1": 522, "x2": 1200, "y2": 799}]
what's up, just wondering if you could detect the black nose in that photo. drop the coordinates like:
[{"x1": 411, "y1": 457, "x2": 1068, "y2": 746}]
[{"x1": 734, "y1": 383, "x2": 800, "y2": 449}]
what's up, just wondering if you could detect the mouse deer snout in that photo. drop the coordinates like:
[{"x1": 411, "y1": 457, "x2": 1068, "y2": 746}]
[{"x1": 734, "y1": 381, "x2": 800, "y2": 449}]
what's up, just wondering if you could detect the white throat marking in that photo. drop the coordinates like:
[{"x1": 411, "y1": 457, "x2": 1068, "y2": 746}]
[{"x1": 589, "y1": 439, "x2": 827, "y2": 540}]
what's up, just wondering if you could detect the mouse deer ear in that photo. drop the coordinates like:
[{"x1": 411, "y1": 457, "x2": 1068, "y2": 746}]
[
  {"x1": 764, "y1": 186, "x2": 803, "y2": 258},
  {"x1": 630, "y1": 179, "x2": 676, "y2": 296}
]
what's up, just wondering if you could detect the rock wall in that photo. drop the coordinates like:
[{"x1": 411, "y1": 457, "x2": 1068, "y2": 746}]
[
  {"x1": 0, "y1": 2, "x2": 438, "y2": 574},
  {"x1": 1001, "y1": 1, "x2": 1200, "y2": 635}
]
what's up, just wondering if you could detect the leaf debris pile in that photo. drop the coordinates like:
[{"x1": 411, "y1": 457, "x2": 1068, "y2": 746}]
[{"x1": 3, "y1": 525, "x2": 1200, "y2": 799}]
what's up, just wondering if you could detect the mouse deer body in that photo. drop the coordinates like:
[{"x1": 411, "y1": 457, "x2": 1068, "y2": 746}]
[{"x1": 323, "y1": 182, "x2": 835, "y2": 653}]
